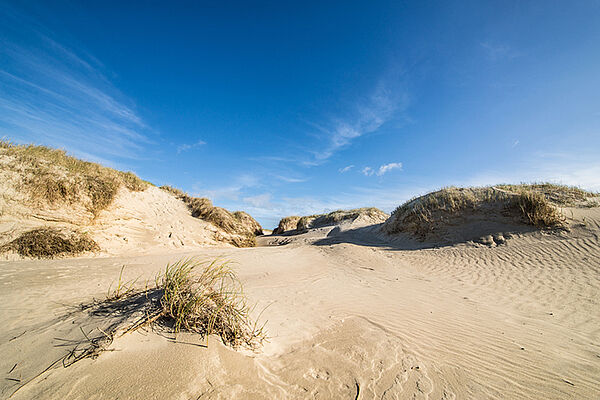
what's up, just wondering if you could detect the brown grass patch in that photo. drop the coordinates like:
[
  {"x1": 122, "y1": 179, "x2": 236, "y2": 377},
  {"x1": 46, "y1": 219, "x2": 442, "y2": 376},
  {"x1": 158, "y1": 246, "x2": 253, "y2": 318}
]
[
  {"x1": 1, "y1": 227, "x2": 99, "y2": 258},
  {"x1": 0, "y1": 140, "x2": 149, "y2": 216},
  {"x1": 160, "y1": 185, "x2": 261, "y2": 247},
  {"x1": 496, "y1": 183, "x2": 597, "y2": 206},
  {"x1": 296, "y1": 207, "x2": 388, "y2": 231},
  {"x1": 273, "y1": 216, "x2": 301, "y2": 234},
  {"x1": 383, "y1": 185, "x2": 569, "y2": 240}
]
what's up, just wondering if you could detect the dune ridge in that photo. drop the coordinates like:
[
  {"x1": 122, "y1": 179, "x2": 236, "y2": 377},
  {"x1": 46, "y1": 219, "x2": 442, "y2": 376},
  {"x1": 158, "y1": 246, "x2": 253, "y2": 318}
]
[{"x1": 0, "y1": 142, "x2": 262, "y2": 258}]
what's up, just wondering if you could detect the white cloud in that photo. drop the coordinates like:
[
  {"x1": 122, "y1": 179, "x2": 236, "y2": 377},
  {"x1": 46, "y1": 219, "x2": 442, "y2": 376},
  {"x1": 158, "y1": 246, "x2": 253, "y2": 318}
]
[
  {"x1": 312, "y1": 82, "x2": 408, "y2": 161},
  {"x1": 339, "y1": 165, "x2": 354, "y2": 173},
  {"x1": 376, "y1": 162, "x2": 402, "y2": 176},
  {"x1": 243, "y1": 193, "x2": 272, "y2": 208},
  {"x1": 272, "y1": 174, "x2": 308, "y2": 183},
  {"x1": 177, "y1": 140, "x2": 206, "y2": 153},
  {"x1": 362, "y1": 166, "x2": 374, "y2": 176}
]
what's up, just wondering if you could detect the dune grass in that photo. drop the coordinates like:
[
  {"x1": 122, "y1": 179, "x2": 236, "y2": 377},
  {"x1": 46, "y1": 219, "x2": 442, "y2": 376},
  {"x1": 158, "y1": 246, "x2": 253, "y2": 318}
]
[
  {"x1": 295, "y1": 208, "x2": 388, "y2": 231},
  {"x1": 95, "y1": 258, "x2": 266, "y2": 349},
  {"x1": 495, "y1": 183, "x2": 598, "y2": 206},
  {"x1": 0, "y1": 140, "x2": 148, "y2": 216},
  {"x1": 160, "y1": 185, "x2": 262, "y2": 246},
  {"x1": 273, "y1": 216, "x2": 301, "y2": 234},
  {"x1": 158, "y1": 259, "x2": 266, "y2": 346},
  {"x1": 1, "y1": 227, "x2": 99, "y2": 258},
  {"x1": 383, "y1": 185, "x2": 571, "y2": 239}
]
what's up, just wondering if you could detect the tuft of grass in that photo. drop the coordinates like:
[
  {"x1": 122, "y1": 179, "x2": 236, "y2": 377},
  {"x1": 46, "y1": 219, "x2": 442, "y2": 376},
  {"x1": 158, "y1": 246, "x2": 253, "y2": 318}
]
[
  {"x1": 1, "y1": 227, "x2": 99, "y2": 258},
  {"x1": 510, "y1": 191, "x2": 566, "y2": 227},
  {"x1": 383, "y1": 185, "x2": 568, "y2": 239},
  {"x1": 160, "y1": 185, "x2": 261, "y2": 247},
  {"x1": 1, "y1": 140, "x2": 148, "y2": 216},
  {"x1": 101, "y1": 259, "x2": 266, "y2": 348},
  {"x1": 158, "y1": 259, "x2": 265, "y2": 347}
]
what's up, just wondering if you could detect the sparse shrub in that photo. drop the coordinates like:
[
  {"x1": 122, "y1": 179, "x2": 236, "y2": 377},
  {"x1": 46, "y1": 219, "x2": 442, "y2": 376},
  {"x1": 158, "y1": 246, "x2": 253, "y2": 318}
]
[{"x1": 2, "y1": 227, "x2": 99, "y2": 258}]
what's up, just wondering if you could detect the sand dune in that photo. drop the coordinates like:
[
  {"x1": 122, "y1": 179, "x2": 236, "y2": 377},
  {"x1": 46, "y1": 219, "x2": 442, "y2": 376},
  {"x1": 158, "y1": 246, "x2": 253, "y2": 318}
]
[
  {"x1": 0, "y1": 142, "x2": 262, "y2": 258},
  {"x1": 1, "y1": 202, "x2": 599, "y2": 399}
]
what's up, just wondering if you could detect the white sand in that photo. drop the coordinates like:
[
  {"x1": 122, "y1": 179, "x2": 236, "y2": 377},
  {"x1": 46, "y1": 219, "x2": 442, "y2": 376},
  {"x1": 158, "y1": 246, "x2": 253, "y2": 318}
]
[{"x1": 1, "y1": 207, "x2": 599, "y2": 399}]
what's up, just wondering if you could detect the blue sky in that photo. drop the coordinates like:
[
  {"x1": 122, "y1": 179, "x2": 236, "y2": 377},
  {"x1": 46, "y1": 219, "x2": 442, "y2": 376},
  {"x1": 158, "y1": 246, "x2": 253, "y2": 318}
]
[{"x1": 1, "y1": 1, "x2": 599, "y2": 228}]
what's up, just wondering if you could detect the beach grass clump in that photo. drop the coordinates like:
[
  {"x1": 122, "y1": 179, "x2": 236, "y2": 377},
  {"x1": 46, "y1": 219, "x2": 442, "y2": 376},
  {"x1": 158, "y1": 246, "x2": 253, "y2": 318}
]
[
  {"x1": 158, "y1": 259, "x2": 265, "y2": 347},
  {"x1": 0, "y1": 140, "x2": 148, "y2": 215},
  {"x1": 160, "y1": 185, "x2": 262, "y2": 246},
  {"x1": 383, "y1": 185, "x2": 567, "y2": 239},
  {"x1": 496, "y1": 183, "x2": 597, "y2": 206},
  {"x1": 98, "y1": 259, "x2": 266, "y2": 349},
  {"x1": 1, "y1": 227, "x2": 99, "y2": 258}
]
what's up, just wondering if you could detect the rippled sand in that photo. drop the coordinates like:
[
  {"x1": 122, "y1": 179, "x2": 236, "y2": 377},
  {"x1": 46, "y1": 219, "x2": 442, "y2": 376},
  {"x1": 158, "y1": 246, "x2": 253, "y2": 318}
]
[{"x1": 1, "y1": 207, "x2": 599, "y2": 399}]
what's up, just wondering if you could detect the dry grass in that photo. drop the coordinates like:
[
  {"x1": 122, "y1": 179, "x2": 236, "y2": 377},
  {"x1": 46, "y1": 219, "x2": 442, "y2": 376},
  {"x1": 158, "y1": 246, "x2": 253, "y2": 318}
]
[
  {"x1": 296, "y1": 207, "x2": 388, "y2": 231},
  {"x1": 495, "y1": 183, "x2": 597, "y2": 206},
  {"x1": 273, "y1": 216, "x2": 301, "y2": 234},
  {"x1": 94, "y1": 259, "x2": 266, "y2": 349},
  {"x1": 160, "y1": 185, "x2": 262, "y2": 247},
  {"x1": 1, "y1": 227, "x2": 99, "y2": 258},
  {"x1": 158, "y1": 259, "x2": 265, "y2": 347},
  {"x1": 383, "y1": 185, "x2": 570, "y2": 239},
  {"x1": 0, "y1": 140, "x2": 148, "y2": 216}
]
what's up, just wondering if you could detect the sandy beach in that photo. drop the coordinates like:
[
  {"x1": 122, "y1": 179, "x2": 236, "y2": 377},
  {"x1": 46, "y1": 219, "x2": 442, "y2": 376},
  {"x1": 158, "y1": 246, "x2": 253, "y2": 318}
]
[{"x1": 2, "y1": 203, "x2": 599, "y2": 399}]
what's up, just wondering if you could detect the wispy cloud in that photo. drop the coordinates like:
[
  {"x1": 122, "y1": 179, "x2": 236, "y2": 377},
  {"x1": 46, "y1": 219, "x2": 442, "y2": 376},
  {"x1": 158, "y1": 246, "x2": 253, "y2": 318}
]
[
  {"x1": 310, "y1": 82, "x2": 407, "y2": 161},
  {"x1": 360, "y1": 162, "x2": 402, "y2": 177},
  {"x1": 177, "y1": 140, "x2": 206, "y2": 153},
  {"x1": 193, "y1": 173, "x2": 260, "y2": 202},
  {"x1": 339, "y1": 165, "x2": 354, "y2": 173},
  {"x1": 376, "y1": 162, "x2": 402, "y2": 176},
  {"x1": 362, "y1": 166, "x2": 374, "y2": 176},
  {"x1": 242, "y1": 193, "x2": 272, "y2": 208},
  {"x1": 272, "y1": 174, "x2": 308, "y2": 183},
  {"x1": 0, "y1": 6, "x2": 151, "y2": 161}
]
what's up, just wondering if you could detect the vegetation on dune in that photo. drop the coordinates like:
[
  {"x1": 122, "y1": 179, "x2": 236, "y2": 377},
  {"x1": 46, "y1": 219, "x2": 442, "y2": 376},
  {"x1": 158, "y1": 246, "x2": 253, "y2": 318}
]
[
  {"x1": 88, "y1": 259, "x2": 266, "y2": 351},
  {"x1": 160, "y1": 185, "x2": 262, "y2": 247},
  {"x1": 495, "y1": 183, "x2": 598, "y2": 207},
  {"x1": 1, "y1": 227, "x2": 99, "y2": 258},
  {"x1": 273, "y1": 216, "x2": 301, "y2": 234},
  {"x1": 382, "y1": 184, "x2": 590, "y2": 240},
  {"x1": 157, "y1": 259, "x2": 265, "y2": 345},
  {"x1": 273, "y1": 208, "x2": 388, "y2": 233},
  {"x1": 297, "y1": 207, "x2": 388, "y2": 231},
  {"x1": 0, "y1": 140, "x2": 148, "y2": 216}
]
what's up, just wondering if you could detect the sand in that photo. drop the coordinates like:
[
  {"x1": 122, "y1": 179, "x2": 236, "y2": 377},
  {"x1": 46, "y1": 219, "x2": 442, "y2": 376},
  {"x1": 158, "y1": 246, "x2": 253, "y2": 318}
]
[{"x1": 1, "y1": 207, "x2": 599, "y2": 399}]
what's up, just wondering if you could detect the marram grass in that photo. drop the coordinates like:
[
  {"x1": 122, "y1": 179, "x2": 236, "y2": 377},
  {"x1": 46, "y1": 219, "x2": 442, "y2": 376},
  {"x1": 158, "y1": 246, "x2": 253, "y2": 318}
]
[{"x1": 100, "y1": 258, "x2": 266, "y2": 349}]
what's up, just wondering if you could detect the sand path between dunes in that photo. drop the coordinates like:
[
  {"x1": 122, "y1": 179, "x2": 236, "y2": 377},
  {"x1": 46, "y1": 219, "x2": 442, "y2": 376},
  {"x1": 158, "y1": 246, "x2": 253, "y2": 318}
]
[{"x1": 1, "y1": 217, "x2": 599, "y2": 399}]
